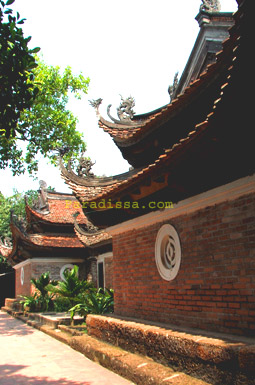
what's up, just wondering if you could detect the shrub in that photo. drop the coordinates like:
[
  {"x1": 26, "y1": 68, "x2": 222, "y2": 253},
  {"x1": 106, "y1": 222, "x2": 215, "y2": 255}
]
[
  {"x1": 47, "y1": 265, "x2": 93, "y2": 307},
  {"x1": 53, "y1": 296, "x2": 72, "y2": 313},
  {"x1": 69, "y1": 288, "x2": 114, "y2": 320}
]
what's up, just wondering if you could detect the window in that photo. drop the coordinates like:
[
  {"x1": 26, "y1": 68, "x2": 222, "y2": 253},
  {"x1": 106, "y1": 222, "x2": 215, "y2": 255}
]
[{"x1": 155, "y1": 224, "x2": 181, "y2": 281}]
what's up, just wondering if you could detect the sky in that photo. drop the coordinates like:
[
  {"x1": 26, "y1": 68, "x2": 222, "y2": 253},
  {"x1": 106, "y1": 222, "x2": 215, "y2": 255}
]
[{"x1": 0, "y1": 0, "x2": 238, "y2": 196}]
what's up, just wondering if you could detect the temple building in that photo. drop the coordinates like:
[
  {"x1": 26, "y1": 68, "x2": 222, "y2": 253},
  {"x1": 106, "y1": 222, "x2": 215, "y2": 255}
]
[
  {"x1": 60, "y1": 0, "x2": 254, "y2": 337},
  {"x1": 4, "y1": 182, "x2": 113, "y2": 298}
]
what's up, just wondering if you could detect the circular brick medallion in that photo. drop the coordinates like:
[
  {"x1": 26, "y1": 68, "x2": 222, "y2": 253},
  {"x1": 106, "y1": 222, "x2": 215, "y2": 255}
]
[
  {"x1": 60, "y1": 264, "x2": 75, "y2": 280},
  {"x1": 155, "y1": 224, "x2": 181, "y2": 281},
  {"x1": 20, "y1": 267, "x2": 24, "y2": 285}
]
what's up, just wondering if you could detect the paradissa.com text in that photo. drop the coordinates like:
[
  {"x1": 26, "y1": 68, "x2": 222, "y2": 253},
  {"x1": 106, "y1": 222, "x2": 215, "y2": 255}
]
[{"x1": 65, "y1": 199, "x2": 174, "y2": 210}]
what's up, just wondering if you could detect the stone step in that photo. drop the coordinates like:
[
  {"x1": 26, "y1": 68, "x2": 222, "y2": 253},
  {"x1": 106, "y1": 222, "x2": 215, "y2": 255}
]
[
  {"x1": 67, "y1": 331, "x2": 212, "y2": 385},
  {"x1": 27, "y1": 312, "x2": 84, "y2": 328},
  {"x1": 4, "y1": 298, "x2": 16, "y2": 306},
  {"x1": 53, "y1": 324, "x2": 211, "y2": 385},
  {"x1": 58, "y1": 324, "x2": 87, "y2": 336},
  {"x1": 4, "y1": 297, "x2": 23, "y2": 311},
  {"x1": 4, "y1": 307, "x2": 255, "y2": 385},
  {"x1": 86, "y1": 314, "x2": 255, "y2": 385},
  {"x1": 1, "y1": 307, "x2": 211, "y2": 385}
]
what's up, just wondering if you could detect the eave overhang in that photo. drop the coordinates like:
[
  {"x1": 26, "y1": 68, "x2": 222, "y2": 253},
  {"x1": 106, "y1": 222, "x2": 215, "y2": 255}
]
[
  {"x1": 68, "y1": 0, "x2": 252, "y2": 227},
  {"x1": 7, "y1": 221, "x2": 85, "y2": 265},
  {"x1": 59, "y1": 0, "x2": 251, "y2": 228},
  {"x1": 91, "y1": 11, "x2": 235, "y2": 168}
]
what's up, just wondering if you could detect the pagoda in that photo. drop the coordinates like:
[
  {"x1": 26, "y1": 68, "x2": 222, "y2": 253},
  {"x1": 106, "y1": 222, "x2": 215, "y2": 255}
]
[{"x1": 5, "y1": 182, "x2": 112, "y2": 298}]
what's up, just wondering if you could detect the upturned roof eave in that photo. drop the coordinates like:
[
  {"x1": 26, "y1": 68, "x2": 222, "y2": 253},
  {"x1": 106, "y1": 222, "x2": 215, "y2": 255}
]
[{"x1": 71, "y1": 1, "x2": 248, "y2": 209}]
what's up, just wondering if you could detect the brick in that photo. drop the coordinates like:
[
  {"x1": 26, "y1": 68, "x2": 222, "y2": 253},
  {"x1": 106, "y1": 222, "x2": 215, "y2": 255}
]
[{"x1": 113, "y1": 191, "x2": 255, "y2": 336}]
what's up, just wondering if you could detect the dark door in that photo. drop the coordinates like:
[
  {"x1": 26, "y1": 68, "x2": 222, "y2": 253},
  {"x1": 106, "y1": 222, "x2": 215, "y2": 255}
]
[
  {"x1": 0, "y1": 271, "x2": 15, "y2": 306},
  {"x1": 98, "y1": 262, "x2": 104, "y2": 289}
]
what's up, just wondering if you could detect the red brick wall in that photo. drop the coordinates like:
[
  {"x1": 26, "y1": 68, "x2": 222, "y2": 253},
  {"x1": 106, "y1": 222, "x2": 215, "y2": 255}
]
[
  {"x1": 113, "y1": 192, "x2": 255, "y2": 336},
  {"x1": 15, "y1": 263, "x2": 32, "y2": 297},
  {"x1": 15, "y1": 261, "x2": 86, "y2": 297},
  {"x1": 105, "y1": 256, "x2": 113, "y2": 289}
]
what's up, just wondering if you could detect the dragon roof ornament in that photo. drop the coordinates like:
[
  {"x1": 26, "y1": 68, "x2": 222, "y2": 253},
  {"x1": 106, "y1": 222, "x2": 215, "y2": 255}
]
[
  {"x1": 76, "y1": 155, "x2": 95, "y2": 178},
  {"x1": 200, "y1": 0, "x2": 221, "y2": 13},
  {"x1": 168, "y1": 72, "x2": 179, "y2": 102},
  {"x1": 89, "y1": 96, "x2": 138, "y2": 127}
]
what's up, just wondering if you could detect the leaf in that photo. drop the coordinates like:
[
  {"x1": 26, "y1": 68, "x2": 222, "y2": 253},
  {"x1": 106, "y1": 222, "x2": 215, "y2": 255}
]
[
  {"x1": 29, "y1": 47, "x2": 40, "y2": 54},
  {"x1": 17, "y1": 18, "x2": 26, "y2": 24},
  {"x1": 6, "y1": 0, "x2": 15, "y2": 5}
]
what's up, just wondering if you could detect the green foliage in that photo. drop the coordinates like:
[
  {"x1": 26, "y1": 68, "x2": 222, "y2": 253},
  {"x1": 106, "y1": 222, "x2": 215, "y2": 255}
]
[
  {"x1": 0, "y1": 0, "x2": 39, "y2": 172},
  {"x1": 19, "y1": 294, "x2": 41, "y2": 312},
  {"x1": 0, "y1": 189, "x2": 37, "y2": 241},
  {"x1": 0, "y1": 0, "x2": 90, "y2": 175},
  {"x1": 31, "y1": 271, "x2": 57, "y2": 298},
  {"x1": 47, "y1": 265, "x2": 94, "y2": 307},
  {"x1": 31, "y1": 272, "x2": 57, "y2": 312},
  {"x1": 17, "y1": 267, "x2": 114, "y2": 319},
  {"x1": 0, "y1": 255, "x2": 13, "y2": 273},
  {"x1": 69, "y1": 288, "x2": 114, "y2": 320},
  {"x1": 20, "y1": 271, "x2": 57, "y2": 312},
  {"x1": 20, "y1": 58, "x2": 90, "y2": 175},
  {"x1": 53, "y1": 296, "x2": 72, "y2": 313}
]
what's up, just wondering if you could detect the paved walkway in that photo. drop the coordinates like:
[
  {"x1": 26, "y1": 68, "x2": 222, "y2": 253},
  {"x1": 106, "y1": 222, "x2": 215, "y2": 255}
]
[{"x1": 0, "y1": 311, "x2": 135, "y2": 385}]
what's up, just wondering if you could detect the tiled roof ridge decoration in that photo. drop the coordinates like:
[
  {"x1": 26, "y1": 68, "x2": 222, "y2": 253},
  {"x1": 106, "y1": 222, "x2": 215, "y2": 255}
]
[
  {"x1": 168, "y1": 72, "x2": 179, "y2": 102},
  {"x1": 89, "y1": 97, "x2": 147, "y2": 130},
  {"x1": 73, "y1": 213, "x2": 112, "y2": 247},
  {"x1": 65, "y1": 1, "x2": 242, "y2": 205},
  {"x1": 107, "y1": 95, "x2": 136, "y2": 126},
  {"x1": 59, "y1": 155, "x2": 142, "y2": 187},
  {"x1": 97, "y1": 49, "x2": 229, "y2": 144},
  {"x1": 200, "y1": 0, "x2": 221, "y2": 13},
  {"x1": 91, "y1": 2, "x2": 235, "y2": 147},
  {"x1": 76, "y1": 155, "x2": 95, "y2": 178},
  {"x1": 61, "y1": 0, "x2": 242, "y2": 207},
  {"x1": 25, "y1": 191, "x2": 88, "y2": 226},
  {"x1": 28, "y1": 180, "x2": 50, "y2": 213}
]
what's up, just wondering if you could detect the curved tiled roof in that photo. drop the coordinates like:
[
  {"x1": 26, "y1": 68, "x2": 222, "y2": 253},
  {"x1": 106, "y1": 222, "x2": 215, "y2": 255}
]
[
  {"x1": 26, "y1": 233, "x2": 84, "y2": 248},
  {"x1": 72, "y1": 213, "x2": 111, "y2": 247},
  {"x1": 26, "y1": 194, "x2": 87, "y2": 225},
  {"x1": 74, "y1": 227, "x2": 111, "y2": 247},
  {"x1": 6, "y1": 221, "x2": 85, "y2": 265},
  {"x1": 59, "y1": 156, "x2": 142, "y2": 202},
  {"x1": 96, "y1": 34, "x2": 230, "y2": 148},
  {"x1": 61, "y1": 0, "x2": 250, "y2": 210}
]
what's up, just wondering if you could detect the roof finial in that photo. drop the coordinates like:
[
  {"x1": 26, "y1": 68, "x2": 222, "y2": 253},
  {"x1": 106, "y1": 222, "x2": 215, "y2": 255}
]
[{"x1": 200, "y1": 0, "x2": 221, "y2": 13}]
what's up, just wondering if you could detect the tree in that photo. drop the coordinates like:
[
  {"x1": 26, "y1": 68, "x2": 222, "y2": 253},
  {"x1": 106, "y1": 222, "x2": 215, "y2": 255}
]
[
  {"x1": 20, "y1": 58, "x2": 90, "y2": 175},
  {"x1": 0, "y1": 0, "x2": 90, "y2": 175},
  {"x1": 0, "y1": 0, "x2": 39, "y2": 169},
  {"x1": 0, "y1": 189, "x2": 37, "y2": 241}
]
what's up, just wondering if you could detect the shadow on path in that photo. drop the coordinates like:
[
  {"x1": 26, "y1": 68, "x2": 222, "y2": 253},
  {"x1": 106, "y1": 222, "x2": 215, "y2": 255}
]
[
  {"x1": 0, "y1": 312, "x2": 33, "y2": 336},
  {"x1": 0, "y1": 365, "x2": 92, "y2": 385}
]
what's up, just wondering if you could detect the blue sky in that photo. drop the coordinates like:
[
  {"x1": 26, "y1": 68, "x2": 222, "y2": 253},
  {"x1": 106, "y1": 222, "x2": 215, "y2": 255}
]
[{"x1": 0, "y1": 0, "x2": 238, "y2": 196}]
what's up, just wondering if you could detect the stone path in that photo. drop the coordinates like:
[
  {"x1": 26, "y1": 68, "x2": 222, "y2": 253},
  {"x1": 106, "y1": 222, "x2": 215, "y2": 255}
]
[{"x1": 0, "y1": 311, "x2": 135, "y2": 385}]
